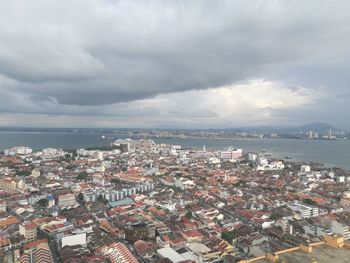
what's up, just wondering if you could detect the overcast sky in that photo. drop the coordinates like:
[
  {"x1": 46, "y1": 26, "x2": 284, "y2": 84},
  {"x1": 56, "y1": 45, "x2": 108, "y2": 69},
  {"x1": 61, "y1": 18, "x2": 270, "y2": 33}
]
[{"x1": 1, "y1": 0, "x2": 350, "y2": 129}]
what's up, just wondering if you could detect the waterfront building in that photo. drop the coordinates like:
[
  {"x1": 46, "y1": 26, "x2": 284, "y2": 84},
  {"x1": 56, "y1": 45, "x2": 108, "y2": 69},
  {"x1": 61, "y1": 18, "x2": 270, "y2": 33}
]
[
  {"x1": 218, "y1": 147, "x2": 242, "y2": 161},
  {"x1": 4, "y1": 146, "x2": 32, "y2": 156}
]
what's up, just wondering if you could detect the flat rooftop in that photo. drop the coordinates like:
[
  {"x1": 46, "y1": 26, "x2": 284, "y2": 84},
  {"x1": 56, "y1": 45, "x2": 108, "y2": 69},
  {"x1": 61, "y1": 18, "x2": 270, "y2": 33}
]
[
  {"x1": 254, "y1": 245, "x2": 350, "y2": 263},
  {"x1": 279, "y1": 245, "x2": 350, "y2": 263}
]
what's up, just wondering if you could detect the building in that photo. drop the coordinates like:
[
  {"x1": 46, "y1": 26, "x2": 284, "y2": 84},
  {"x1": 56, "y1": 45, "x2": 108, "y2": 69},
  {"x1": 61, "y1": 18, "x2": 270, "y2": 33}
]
[
  {"x1": 288, "y1": 203, "x2": 319, "y2": 219},
  {"x1": 257, "y1": 160, "x2": 285, "y2": 171},
  {"x1": 47, "y1": 194, "x2": 55, "y2": 208},
  {"x1": 336, "y1": 176, "x2": 346, "y2": 183},
  {"x1": 238, "y1": 235, "x2": 348, "y2": 263},
  {"x1": 4, "y1": 146, "x2": 33, "y2": 156},
  {"x1": 0, "y1": 200, "x2": 6, "y2": 212},
  {"x1": 331, "y1": 221, "x2": 350, "y2": 240},
  {"x1": 82, "y1": 183, "x2": 154, "y2": 202},
  {"x1": 19, "y1": 222, "x2": 37, "y2": 243},
  {"x1": 157, "y1": 247, "x2": 186, "y2": 263},
  {"x1": 58, "y1": 194, "x2": 79, "y2": 209},
  {"x1": 125, "y1": 223, "x2": 149, "y2": 242},
  {"x1": 60, "y1": 232, "x2": 87, "y2": 248},
  {"x1": 20, "y1": 239, "x2": 53, "y2": 263},
  {"x1": 340, "y1": 191, "x2": 350, "y2": 206},
  {"x1": 94, "y1": 151, "x2": 104, "y2": 161},
  {"x1": 99, "y1": 242, "x2": 138, "y2": 263},
  {"x1": 113, "y1": 139, "x2": 132, "y2": 153},
  {"x1": 187, "y1": 242, "x2": 221, "y2": 263},
  {"x1": 42, "y1": 148, "x2": 64, "y2": 157},
  {"x1": 4, "y1": 146, "x2": 32, "y2": 156},
  {"x1": 0, "y1": 216, "x2": 20, "y2": 229},
  {"x1": 218, "y1": 147, "x2": 243, "y2": 161},
  {"x1": 41, "y1": 222, "x2": 74, "y2": 237},
  {"x1": 148, "y1": 222, "x2": 156, "y2": 239},
  {"x1": 29, "y1": 194, "x2": 47, "y2": 205},
  {"x1": 134, "y1": 240, "x2": 154, "y2": 258},
  {"x1": 300, "y1": 165, "x2": 311, "y2": 174},
  {"x1": 31, "y1": 168, "x2": 41, "y2": 178},
  {"x1": 248, "y1": 153, "x2": 258, "y2": 162},
  {"x1": 0, "y1": 177, "x2": 25, "y2": 192}
]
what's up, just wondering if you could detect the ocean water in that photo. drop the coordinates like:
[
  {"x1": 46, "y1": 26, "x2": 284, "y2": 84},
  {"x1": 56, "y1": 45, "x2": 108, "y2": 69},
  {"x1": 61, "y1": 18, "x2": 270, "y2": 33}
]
[
  {"x1": 155, "y1": 137, "x2": 350, "y2": 168},
  {"x1": 0, "y1": 132, "x2": 112, "y2": 151},
  {"x1": 0, "y1": 132, "x2": 349, "y2": 169}
]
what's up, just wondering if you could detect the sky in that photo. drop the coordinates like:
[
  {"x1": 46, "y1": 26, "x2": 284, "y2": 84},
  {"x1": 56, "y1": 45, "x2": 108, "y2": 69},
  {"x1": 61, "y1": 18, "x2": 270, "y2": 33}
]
[{"x1": 0, "y1": 0, "x2": 350, "y2": 129}]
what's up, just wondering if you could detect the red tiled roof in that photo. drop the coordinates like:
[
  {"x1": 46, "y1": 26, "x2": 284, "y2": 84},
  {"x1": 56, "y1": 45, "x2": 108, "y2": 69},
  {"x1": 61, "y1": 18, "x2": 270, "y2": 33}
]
[{"x1": 24, "y1": 238, "x2": 48, "y2": 250}]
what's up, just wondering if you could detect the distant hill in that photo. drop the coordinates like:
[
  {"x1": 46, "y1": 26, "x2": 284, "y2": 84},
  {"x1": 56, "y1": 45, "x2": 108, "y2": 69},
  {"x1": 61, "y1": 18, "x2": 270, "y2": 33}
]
[
  {"x1": 225, "y1": 122, "x2": 342, "y2": 134},
  {"x1": 294, "y1": 122, "x2": 341, "y2": 133}
]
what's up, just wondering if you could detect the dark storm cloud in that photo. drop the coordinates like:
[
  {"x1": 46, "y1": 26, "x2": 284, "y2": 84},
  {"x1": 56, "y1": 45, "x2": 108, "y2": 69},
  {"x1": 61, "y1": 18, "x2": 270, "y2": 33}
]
[
  {"x1": 0, "y1": 0, "x2": 348, "y2": 105},
  {"x1": 0, "y1": 0, "x2": 350, "y2": 128}
]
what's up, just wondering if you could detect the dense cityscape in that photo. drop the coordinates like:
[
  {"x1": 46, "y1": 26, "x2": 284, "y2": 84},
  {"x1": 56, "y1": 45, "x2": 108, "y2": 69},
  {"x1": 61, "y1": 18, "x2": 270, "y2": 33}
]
[
  {"x1": 0, "y1": 139, "x2": 349, "y2": 263},
  {"x1": 2, "y1": 1, "x2": 350, "y2": 263}
]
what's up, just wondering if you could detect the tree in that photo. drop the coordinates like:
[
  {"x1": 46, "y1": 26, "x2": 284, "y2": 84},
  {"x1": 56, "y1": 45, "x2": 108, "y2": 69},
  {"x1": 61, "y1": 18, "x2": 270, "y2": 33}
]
[
  {"x1": 111, "y1": 178, "x2": 121, "y2": 184},
  {"x1": 185, "y1": 211, "x2": 193, "y2": 218},
  {"x1": 76, "y1": 171, "x2": 88, "y2": 180},
  {"x1": 77, "y1": 193, "x2": 84, "y2": 202},
  {"x1": 303, "y1": 198, "x2": 316, "y2": 205},
  {"x1": 221, "y1": 231, "x2": 236, "y2": 244},
  {"x1": 97, "y1": 195, "x2": 109, "y2": 204},
  {"x1": 17, "y1": 170, "x2": 31, "y2": 177},
  {"x1": 38, "y1": 198, "x2": 49, "y2": 208},
  {"x1": 270, "y1": 213, "x2": 281, "y2": 221}
]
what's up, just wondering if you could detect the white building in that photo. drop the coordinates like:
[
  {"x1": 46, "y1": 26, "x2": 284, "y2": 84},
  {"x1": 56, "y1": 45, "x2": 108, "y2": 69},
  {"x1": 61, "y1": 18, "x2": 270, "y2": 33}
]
[
  {"x1": 58, "y1": 194, "x2": 79, "y2": 209},
  {"x1": 300, "y1": 165, "x2": 311, "y2": 174},
  {"x1": 288, "y1": 203, "x2": 319, "y2": 219},
  {"x1": 94, "y1": 151, "x2": 104, "y2": 161},
  {"x1": 257, "y1": 161, "x2": 285, "y2": 171},
  {"x1": 218, "y1": 147, "x2": 242, "y2": 161},
  {"x1": 208, "y1": 157, "x2": 220, "y2": 164},
  {"x1": 61, "y1": 232, "x2": 87, "y2": 248},
  {"x1": 248, "y1": 153, "x2": 258, "y2": 162},
  {"x1": 31, "y1": 168, "x2": 41, "y2": 178},
  {"x1": 77, "y1": 149, "x2": 90, "y2": 156},
  {"x1": 0, "y1": 200, "x2": 6, "y2": 212},
  {"x1": 331, "y1": 221, "x2": 350, "y2": 240},
  {"x1": 42, "y1": 148, "x2": 65, "y2": 157},
  {"x1": 82, "y1": 183, "x2": 154, "y2": 202},
  {"x1": 157, "y1": 247, "x2": 185, "y2": 263},
  {"x1": 336, "y1": 176, "x2": 346, "y2": 183},
  {"x1": 4, "y1": 146, "x2": 32, "y2": 156}
]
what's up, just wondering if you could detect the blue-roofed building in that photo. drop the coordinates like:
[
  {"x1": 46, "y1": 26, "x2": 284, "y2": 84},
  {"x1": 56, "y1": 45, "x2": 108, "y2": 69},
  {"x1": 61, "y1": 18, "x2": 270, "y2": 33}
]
[{"x1": 109, "y1": 198, "x2": 134, "y2": 208}]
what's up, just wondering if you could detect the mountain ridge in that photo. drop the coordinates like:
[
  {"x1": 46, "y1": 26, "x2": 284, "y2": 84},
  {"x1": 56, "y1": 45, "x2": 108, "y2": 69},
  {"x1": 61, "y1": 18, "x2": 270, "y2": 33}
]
[{"x1": 225, "y1": 122, "x2": 342, "y2": 134}]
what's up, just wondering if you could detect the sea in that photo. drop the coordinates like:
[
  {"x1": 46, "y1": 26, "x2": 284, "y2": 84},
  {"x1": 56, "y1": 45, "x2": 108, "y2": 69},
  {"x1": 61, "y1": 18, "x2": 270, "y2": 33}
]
[{"x1": 0, "y1": 131, "x2": 349, "y2": 169}]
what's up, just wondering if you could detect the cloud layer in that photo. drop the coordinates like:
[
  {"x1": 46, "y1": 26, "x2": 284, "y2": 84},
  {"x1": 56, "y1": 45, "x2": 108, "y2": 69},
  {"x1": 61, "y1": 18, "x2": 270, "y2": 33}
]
[{"x1": 0, "y1": 0, "x2": 350, "y2": 128}]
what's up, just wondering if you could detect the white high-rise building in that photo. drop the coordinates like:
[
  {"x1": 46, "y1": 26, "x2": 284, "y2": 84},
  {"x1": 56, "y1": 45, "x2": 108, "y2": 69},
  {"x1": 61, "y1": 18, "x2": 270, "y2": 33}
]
[{"x1": 4, "y1": 146, "x2": 32, "y2": 156}]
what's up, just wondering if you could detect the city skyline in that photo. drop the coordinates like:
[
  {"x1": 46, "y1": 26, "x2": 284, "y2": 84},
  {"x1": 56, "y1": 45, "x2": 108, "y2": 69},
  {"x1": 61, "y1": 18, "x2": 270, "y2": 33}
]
[{"x1": 1, "y1": 1, "x2": 350, "y2": 128}]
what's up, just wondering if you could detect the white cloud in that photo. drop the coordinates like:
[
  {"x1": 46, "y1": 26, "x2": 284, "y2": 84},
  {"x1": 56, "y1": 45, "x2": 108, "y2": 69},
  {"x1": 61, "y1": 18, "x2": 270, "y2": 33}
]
[
  {"x1": 108, "y1": 79, "x2": 325, "y2": 127},
  {"x1": 0, "y1": 79, "x2": 326, "y2": 128}
]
